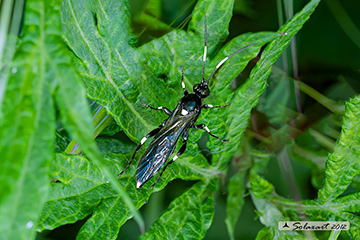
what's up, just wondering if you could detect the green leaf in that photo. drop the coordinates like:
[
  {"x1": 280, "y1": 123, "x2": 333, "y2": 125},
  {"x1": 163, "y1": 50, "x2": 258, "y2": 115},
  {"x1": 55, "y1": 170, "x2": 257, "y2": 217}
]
[
  {"x1": 65, "y1": 106, "x2": 120, "y2": 155},
  {"x1": 61, "y1": 0, "x2": 144, "y2": 230},
  {"x1": 249, "y1": 151, "x2": 272, "y2": 176},
  {"x1": 39, "y1": 154, "x2": 107, "y2": 231},
  {"x1": 0, "y1": 1, "x2": 57, "y2": 239},
  {"x1": 76, "y1": 153, "x2": 216, "y2": 239},
  {"x1": 135, "y1": 13, "x2": 171, "y2": 31},
  {"x1": 188, "y1": 0, "x2": 235, "y2": 55},
  {"x1": 64, "y1": 0, "x2": 280, "y2": 185},
  {"x1": 139, "y1": 31, "x2": 281, "y2": 173},
  {"x1": 250, "y1": 174, "x2": 360, "y2": 239},
  {"x1": 144, "y1": 0, "x2": 162, "y2": 18},
  {"x1": 100, "y1": 119, "x2": 122, "y2": 136},
  {"x1": 307, "y1": 193, "x2": 360, "y2": 236},
  {"x1": 0, "y1": 34, "x2": 17, "y2": 110},
  {"x1": 39, "y1": 153, "x2": 149, "y2": 239},
  {"x1": 55, "y1": 130, "x2": 70, "y2": 152},
  {"x1": 62, "y1": 0, "x2": 158, "y2": 142},
  {"x1": 57, "y1": 0, "x2": 322, "y2": 238},
  {"x1": 319, "y1": 95, "x2": 360, "y2": 203},
  {"x1": 139, "y1": 181, "x2": 215, "y2": 240},
  {"x1": 225, "y1": 171, "x2": 246, "y2": 240},
  {"x1": 255, "y1": 227, "x2": 275, "y2": 240},
  {"x1": 248, "y1": 0, "x2": 321, "y2": 101},
  {"x1": 212, "y1": 0, "x2": 321, "y2": 170},
  {"x1": 96, "y1": 137, "x2": 135, "y2": 154},
  {"x1": 62, "y1": 0, "x2": 279, "y2": 148},
  {"x1": 272, "y1": 192, "x2": 360, "y2": 238},
  {"x1": 250, "y1": 175, "x2": 307, "y2": 240},
  {"x1": 55, "y1": 42, "x2": 100, "y2": 157},
  {"x1": 209, "y1": 32, "x2": 281, "y2": 169},
  {"x1": 0, "y1": 0, "x2": 143, "y2": 237},
  {"x1": 250, "y1": 175, "x2": 274, "y2": 199},
  {"x1": 246, "y1": 150, "x2": 360, "y2": 239},
  {"x1": 40, "y1": 153, "x2": 213, "y2": 239}
]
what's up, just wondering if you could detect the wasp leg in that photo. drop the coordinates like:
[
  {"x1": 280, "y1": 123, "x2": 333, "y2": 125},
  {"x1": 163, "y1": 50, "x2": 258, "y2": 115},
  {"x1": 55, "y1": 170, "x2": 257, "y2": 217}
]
[
  {"x1": 194, "y1": 124, "x2": 229, "y2": 142},
  {"x1": 180, "y1": 66, "x2": 188, "y2": 96},
  {"x1": 118, "y1": 126, "x2": 163, "y2": 178},
  {"x1": 201, "y1": 104, "x2": 229, "y2": 109},
  {"x1": 141, "y1": 102, "x2": 172, "y2": 116},
  {"x1": 150, "y1": 131, "x2": 189, "y2": 189}
]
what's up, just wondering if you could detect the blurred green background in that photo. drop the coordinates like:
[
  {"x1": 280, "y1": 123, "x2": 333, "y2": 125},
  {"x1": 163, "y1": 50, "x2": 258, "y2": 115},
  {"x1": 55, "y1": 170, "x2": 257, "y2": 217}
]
[{"x1": 2, "y1": 0, "x2": 357, "y2": 239}]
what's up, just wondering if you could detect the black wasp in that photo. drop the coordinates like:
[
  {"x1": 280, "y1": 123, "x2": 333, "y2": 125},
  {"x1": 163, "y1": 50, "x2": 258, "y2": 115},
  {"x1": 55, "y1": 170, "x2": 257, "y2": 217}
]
[{"x1": 118, "y1": 16, "x2": 256, "y2": 189}]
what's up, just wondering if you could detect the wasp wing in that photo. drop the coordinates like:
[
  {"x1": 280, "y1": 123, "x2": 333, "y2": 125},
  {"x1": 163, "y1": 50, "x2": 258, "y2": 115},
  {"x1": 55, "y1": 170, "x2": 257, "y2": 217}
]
[{"x1": 135, "y1": 119, "x2": 189, "y2": 188}]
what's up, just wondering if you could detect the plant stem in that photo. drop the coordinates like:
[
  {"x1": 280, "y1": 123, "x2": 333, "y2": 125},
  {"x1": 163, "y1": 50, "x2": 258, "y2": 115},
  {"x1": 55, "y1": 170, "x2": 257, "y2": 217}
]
[
  {"x1": 64, "y1": 106, "x2": 113, "y2": 154},
  {"x1": 298, "y1": 81, "x2": 344, "y2": 114}
]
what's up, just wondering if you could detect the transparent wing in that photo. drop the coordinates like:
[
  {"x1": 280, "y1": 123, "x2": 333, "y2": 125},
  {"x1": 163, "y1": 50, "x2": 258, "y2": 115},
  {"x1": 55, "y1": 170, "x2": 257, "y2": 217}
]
[
  {"x1": 135, "y1": 108, "x2": 198, "y2": 188},
  {"x1": 135, "y1": 134, "x2": 179, "y2": 188}
]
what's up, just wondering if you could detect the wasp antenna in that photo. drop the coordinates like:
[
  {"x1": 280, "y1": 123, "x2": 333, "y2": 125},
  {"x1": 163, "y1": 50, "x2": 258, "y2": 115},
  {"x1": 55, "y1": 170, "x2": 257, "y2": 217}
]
[
  {"x1": 181, "y1": 66, "x2": 188, "y2": 95},
  {"x1": 205, "y1": 43, "x2": 257, "y2": 84},
  {"x1": 201, "y1": 15, "x2": 208, "y2": 84}
]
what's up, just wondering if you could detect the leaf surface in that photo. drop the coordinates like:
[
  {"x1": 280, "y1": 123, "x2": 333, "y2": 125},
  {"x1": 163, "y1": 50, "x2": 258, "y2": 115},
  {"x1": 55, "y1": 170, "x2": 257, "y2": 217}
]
[
  {"x1": 188, "y1": 0, "x2": 235, "y2": 55},
  {"x1": 213, "y1": 0, "x2": 321, "y2": 169},
  {"x1": 250, "y1": 175, "x2": 308, "y2": 240},
  {"x1": 318, "y1": 95, "x2": 360, "y2": 203},
  {"x1": 62, "y1": 0, "x2": 161, "y2": 141},
  {"x1": 139, "y1": 181, "x2": 215, "y2": 240},
  {"x1": 52, "y1": 0, "x2": 323, "y2": 238},
  {"x1": 40, "y1": 153, "x2": 147, "y2": 239},
  {"x1": 0, "y1": 1, "x2": 57, "y2": 239}
]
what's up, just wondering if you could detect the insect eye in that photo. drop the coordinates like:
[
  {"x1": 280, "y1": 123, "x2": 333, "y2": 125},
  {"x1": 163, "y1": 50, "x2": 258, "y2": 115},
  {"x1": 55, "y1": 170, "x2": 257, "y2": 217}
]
[
  {"x1": 193, "y1": 84, "x2": 210, "y2": 98},
  {"x1": 193, "y1": 84, "x2": 200, "y2": 92},
  {"x1": 202, "y1": 88, "x2": 210, "y2": 97}
]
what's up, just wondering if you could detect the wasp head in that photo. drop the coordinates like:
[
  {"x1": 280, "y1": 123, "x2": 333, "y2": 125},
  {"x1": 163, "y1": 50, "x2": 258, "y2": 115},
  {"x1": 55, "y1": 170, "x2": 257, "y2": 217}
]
[{"x1": 193, "y1": 83, "x2": 210, "y2": 98}]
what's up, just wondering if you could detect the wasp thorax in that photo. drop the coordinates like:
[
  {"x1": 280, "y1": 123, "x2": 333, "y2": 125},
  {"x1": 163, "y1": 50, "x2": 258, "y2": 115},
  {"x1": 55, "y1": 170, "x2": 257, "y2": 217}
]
[
  {"x1": 183, "y1": 100, "x2": 196, "y2": 112},
  {"x1": 193, "y1": 83, "x2": 210, "y2": 98}
]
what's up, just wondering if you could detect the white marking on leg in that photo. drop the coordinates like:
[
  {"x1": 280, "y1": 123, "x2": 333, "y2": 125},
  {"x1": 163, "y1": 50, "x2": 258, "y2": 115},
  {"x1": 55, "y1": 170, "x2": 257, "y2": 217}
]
[
  {"x1": 182, "y1": 81, "x2": 186, "y2": 89},
  {"x1": 207, "y1": 104, "x2": 213, "y2": 108},
  {"x1": 157, "y1": 107, "x2": 163, "y2": 110},
  {"x1": 136, "y1": 181, "x2": 141, "y2": 189},
  {"x1": 203, "y1": 46, "x2": 207, "y2": 61},
  {"x1": 204, "y1": 126, "x2": 210, "y2": 133},
  {"x1": 181, "y1": 109, "x2": 189, "y2": 115},
  {"x1": 216, "y1": 57, "x2": 229, "y2": 69},
  {"x1": 140, "y1": 137, "x2": 147, "y2": 145},
  {"x1": 172, "y1": 155, "x2": 179, "y2": 161}
]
